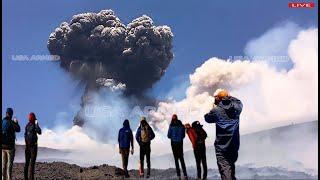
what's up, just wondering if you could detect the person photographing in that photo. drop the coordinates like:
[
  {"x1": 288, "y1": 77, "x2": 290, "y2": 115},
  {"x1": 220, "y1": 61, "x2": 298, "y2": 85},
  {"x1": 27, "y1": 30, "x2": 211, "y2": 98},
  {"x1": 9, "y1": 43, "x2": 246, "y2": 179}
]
[
  {"x1": 204, "y1": 89, "x2": 243, "y2": 180},
  {"x1": 2, "y1": 108, "x2": 21, "y2": 180}
]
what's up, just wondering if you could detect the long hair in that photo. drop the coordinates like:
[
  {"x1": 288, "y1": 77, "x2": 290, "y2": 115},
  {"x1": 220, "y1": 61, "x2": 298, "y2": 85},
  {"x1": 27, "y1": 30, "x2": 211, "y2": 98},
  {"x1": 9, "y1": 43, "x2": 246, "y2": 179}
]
[{"x1": 170, "y1": 114, "x2": 182, "y2": 126}]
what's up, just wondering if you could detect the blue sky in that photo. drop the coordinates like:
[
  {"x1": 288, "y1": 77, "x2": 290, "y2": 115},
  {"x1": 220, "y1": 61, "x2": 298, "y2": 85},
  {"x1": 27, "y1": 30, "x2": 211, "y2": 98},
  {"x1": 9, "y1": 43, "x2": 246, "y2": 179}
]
[{"x1": 2, "y1": 0, "x2": 318, "y2": 132}]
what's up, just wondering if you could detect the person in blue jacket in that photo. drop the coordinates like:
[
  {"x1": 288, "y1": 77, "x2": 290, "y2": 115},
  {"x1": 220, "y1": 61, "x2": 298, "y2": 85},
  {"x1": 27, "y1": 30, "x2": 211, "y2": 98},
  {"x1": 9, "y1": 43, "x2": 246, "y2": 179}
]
[
  {"x1": 2, "y1": 108, "x2": 20, "y2": 180},
  {"x1": 118, "y1": 119, "x2": 134, "y2": 178},
  {"x1": 204, "y1": 89, "x2": 243, "y2": 180},
  {"x1": 135, "y1": 117, "x2": 155, "y2": 178},
  {"x1": 167, "y1": 114, "x2": 188, "y2": 179}
]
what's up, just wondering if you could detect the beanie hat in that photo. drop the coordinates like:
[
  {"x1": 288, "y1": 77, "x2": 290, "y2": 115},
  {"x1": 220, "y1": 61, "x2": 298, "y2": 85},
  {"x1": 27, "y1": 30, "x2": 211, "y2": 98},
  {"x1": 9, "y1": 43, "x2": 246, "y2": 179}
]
[
  {"x1": 214, "y1": 89, "x2": 229, "y2": 98},
  {"x1": 123, "y1": 119, "x2": 130, "y2": 127},
  {"x1": 192, "y1": 121, "x2": 202, "y2": 128},
  {"x1": 6, "y1": 108, "x2": 13, "y2": 117},
  {"x1": 28, "y1": 112, "x2": 37, "y2": 123}
]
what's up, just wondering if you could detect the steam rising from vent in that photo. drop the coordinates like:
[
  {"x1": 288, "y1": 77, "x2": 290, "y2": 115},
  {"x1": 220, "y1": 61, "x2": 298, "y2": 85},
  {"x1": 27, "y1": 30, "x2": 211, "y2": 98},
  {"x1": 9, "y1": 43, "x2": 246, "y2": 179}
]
[
  {"x1": 96, "y1": 78, "x2": 126, "y2": 92},
  {"x1": 47, "y1": 10, "x2": 173, "y2": 127}
]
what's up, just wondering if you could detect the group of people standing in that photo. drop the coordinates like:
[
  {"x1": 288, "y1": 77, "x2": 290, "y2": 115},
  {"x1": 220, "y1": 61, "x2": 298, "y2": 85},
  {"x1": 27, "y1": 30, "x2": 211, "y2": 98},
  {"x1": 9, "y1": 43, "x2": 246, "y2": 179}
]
[
  {"x1": 167, "y1": 114, "x2": 208, "y2": 180},
  {"x1": 118, "y1": 117, "x2": 155, "y2": 178},
  {"x1": 118, "y1": 89, "x2": 243, "y2": 180},
  {"x1": 2, "y1": 89, "x2": 242, "y2": 180},
  {"x1": 2, "y1": 108, "x2": 42, "y2": 180}
]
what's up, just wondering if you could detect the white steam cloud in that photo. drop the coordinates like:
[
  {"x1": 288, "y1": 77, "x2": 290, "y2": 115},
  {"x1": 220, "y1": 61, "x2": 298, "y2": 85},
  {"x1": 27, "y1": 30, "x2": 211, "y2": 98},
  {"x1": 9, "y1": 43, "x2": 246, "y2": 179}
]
[
  {"x1": 96, "y1": 78, "x2": 126, "y2": 92},
  {"x1": 149, "y1": 28, "x2": 318, "y2": 135}
]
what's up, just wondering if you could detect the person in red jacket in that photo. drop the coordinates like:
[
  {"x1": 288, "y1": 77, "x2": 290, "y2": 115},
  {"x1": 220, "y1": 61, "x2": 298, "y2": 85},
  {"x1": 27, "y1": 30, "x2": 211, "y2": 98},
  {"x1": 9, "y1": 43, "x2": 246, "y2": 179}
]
[
  {"x1": 24, "y1": 112, "x2": 42, "y2": 180},
  {"x1": 185, "y1": 121, "x2": 208, "y2": 180}
]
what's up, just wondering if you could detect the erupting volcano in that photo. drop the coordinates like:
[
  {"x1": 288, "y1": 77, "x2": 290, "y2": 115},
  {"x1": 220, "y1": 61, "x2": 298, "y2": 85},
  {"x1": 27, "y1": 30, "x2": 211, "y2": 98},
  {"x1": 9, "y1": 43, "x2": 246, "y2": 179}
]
[{"x1": 47, "y1": 10, "x2": 174, "y2": 127}]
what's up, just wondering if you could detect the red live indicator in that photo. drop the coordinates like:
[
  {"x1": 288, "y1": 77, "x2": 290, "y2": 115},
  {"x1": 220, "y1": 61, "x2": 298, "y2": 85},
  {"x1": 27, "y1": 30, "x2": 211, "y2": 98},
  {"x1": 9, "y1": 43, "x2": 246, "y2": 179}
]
[{"x1": 288, "y1": 2, "x2": 315, "y2": 8}]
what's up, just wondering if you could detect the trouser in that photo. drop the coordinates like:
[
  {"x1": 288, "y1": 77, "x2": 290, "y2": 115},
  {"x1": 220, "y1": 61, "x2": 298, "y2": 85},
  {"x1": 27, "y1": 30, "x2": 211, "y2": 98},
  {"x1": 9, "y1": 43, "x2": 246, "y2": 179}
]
[
  {"x1": 139, "y1": 142, "x2": 151, "y2": 175},
  {"x1": 120, "y1": 148, "x2": 130, "y2": 175},
  {"x1": 216, "y1": 150, "x2": 238, "y2": 180},
  {"x1": 2, "y1": 149, "x2": 15, "y2": 180},
  {"x1": 171, "y1": 141, "x2": 187, "y2": 177},
  {"x1": 194, "y1": 143, "x2": 207, "y2": 179},
  {"x1": 24, "y1": 146, "x2": 38, "y2": 180}
]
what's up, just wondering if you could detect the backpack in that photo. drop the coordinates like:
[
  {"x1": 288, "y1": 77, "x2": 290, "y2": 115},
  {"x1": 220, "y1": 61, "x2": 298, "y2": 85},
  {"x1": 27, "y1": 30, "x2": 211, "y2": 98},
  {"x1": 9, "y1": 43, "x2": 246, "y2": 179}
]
[
  {"x1": 195, "y1": 126, "x2": 207, "y2": 144},
  {"x1": 119, "y1": 127, "x2": 132, "y2": 148},
  {"x1": 25, "y1": 123, "x2": 38, "y2": 146},
  {"x1": 2, "y1": 118, "x2": 15, "y2": 145},
  {"x1": 140, "y1": 126, "x2": 150, "y2": 143},
  {"x1": 186, "y1": 128, "x2": 198, "y2": 148}
]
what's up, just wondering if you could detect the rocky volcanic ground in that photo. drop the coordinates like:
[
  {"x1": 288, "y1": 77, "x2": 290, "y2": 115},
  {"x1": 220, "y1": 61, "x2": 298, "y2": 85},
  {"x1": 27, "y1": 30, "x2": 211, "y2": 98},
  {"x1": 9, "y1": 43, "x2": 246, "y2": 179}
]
[
  {"x1": 12, "y1": 162, "x2": 317, "y2": 180},
  {"x1": 13, "y1": 162, "x2": 181, "y2": 180}
]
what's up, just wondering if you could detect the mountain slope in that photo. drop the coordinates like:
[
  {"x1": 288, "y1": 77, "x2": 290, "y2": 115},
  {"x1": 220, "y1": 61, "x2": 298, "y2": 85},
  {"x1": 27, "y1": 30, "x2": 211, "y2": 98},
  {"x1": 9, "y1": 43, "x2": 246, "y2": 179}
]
[{"x1": 152, "y1": 121, "x2": 318, "y2": 171}]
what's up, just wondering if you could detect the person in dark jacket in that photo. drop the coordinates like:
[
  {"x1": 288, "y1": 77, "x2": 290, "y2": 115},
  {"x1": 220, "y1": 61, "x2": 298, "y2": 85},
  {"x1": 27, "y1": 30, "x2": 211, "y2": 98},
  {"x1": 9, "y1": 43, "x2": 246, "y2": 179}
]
[
  {"x1": 2, "y1": 108, "x2": 21, "y2": 180},
  {"x1": 118, "y1": 119, "x2": 134, "y2": 178},
  {"x1": 135, "y1": 117, "x2": 155, "y2": 178},
  {"x1": 24, "y1": 112, "x2": 42, "y2": 180},
  {"x1": 186, "y1": 121, "x2": 208, "y2": 180},
  {"x1": 167, "y1": 114, "x2": 188, "y2": 179},
  {"x1": 204, "y1": 89, "x2": 243, "y2": 180}
]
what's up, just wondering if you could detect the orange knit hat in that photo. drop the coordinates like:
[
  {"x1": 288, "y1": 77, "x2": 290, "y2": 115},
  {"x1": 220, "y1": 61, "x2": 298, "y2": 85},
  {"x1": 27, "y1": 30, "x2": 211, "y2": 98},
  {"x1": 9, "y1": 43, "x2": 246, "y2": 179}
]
[{"x1": 214, "y1": 89, "x2": 229, "y2": 98}]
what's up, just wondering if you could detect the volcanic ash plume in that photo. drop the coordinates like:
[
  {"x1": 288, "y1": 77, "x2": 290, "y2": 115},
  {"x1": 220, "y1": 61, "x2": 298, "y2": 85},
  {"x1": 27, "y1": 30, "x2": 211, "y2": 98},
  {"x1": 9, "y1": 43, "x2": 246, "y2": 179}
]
[{"x1": 47, "y1": 10, "x2": 173, "y2": 126}]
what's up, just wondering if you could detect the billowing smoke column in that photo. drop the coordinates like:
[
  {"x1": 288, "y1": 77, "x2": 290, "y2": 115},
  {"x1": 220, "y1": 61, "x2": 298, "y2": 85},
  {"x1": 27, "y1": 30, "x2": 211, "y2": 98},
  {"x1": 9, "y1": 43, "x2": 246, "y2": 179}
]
[
  {"x1": 47, "y1": 10, "x2": 173, "y2": 126},
  {"x1": 149, "y1": 28, "x2": 318, "y2": 133}
]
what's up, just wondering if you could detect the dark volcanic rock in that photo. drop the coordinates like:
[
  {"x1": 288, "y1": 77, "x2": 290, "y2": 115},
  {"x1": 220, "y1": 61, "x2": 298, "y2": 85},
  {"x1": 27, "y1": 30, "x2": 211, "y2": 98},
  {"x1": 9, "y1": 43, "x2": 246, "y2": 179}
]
[{"x1": 12, "y1": 162, "x2": 317, "y2": 180}]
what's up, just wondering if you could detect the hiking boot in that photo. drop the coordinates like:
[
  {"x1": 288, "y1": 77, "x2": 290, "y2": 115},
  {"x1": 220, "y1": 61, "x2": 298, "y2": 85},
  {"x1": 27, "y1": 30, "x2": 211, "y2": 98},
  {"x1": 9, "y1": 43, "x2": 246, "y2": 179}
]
[
  {"x1": 146, "y1": 169, "x2": 150, "y2": 178},
  {"x1": 177, "y1": 176, "x2": 181, "y2": 180},
  {"x1": 184, "y1": 175, "x2": 188, "y2": 180},
  {"x1": 125, "y1": 172, "x2": 130, "y2": 178},
  {"x1": 139, "y1": 173, "x2": 144, "y2": 178}
]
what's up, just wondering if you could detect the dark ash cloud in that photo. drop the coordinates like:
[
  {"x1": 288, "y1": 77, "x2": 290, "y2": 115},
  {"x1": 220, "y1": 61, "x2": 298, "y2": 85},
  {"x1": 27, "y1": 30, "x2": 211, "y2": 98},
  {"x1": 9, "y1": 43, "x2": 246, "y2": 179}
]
[
  {"x1": 48, "y1": 10, "x2": 173, "y2": 93},
  {"x1": 47, "y1": 10, "x2": 173, "y2": 127}
]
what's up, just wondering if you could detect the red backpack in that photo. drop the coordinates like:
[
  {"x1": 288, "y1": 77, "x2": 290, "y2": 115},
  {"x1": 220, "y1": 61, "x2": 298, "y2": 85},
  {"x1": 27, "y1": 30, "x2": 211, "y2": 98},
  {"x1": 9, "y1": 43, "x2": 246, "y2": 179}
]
[{"x1": 186, "y1": 127, "x2": 197, "y2": 149}]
